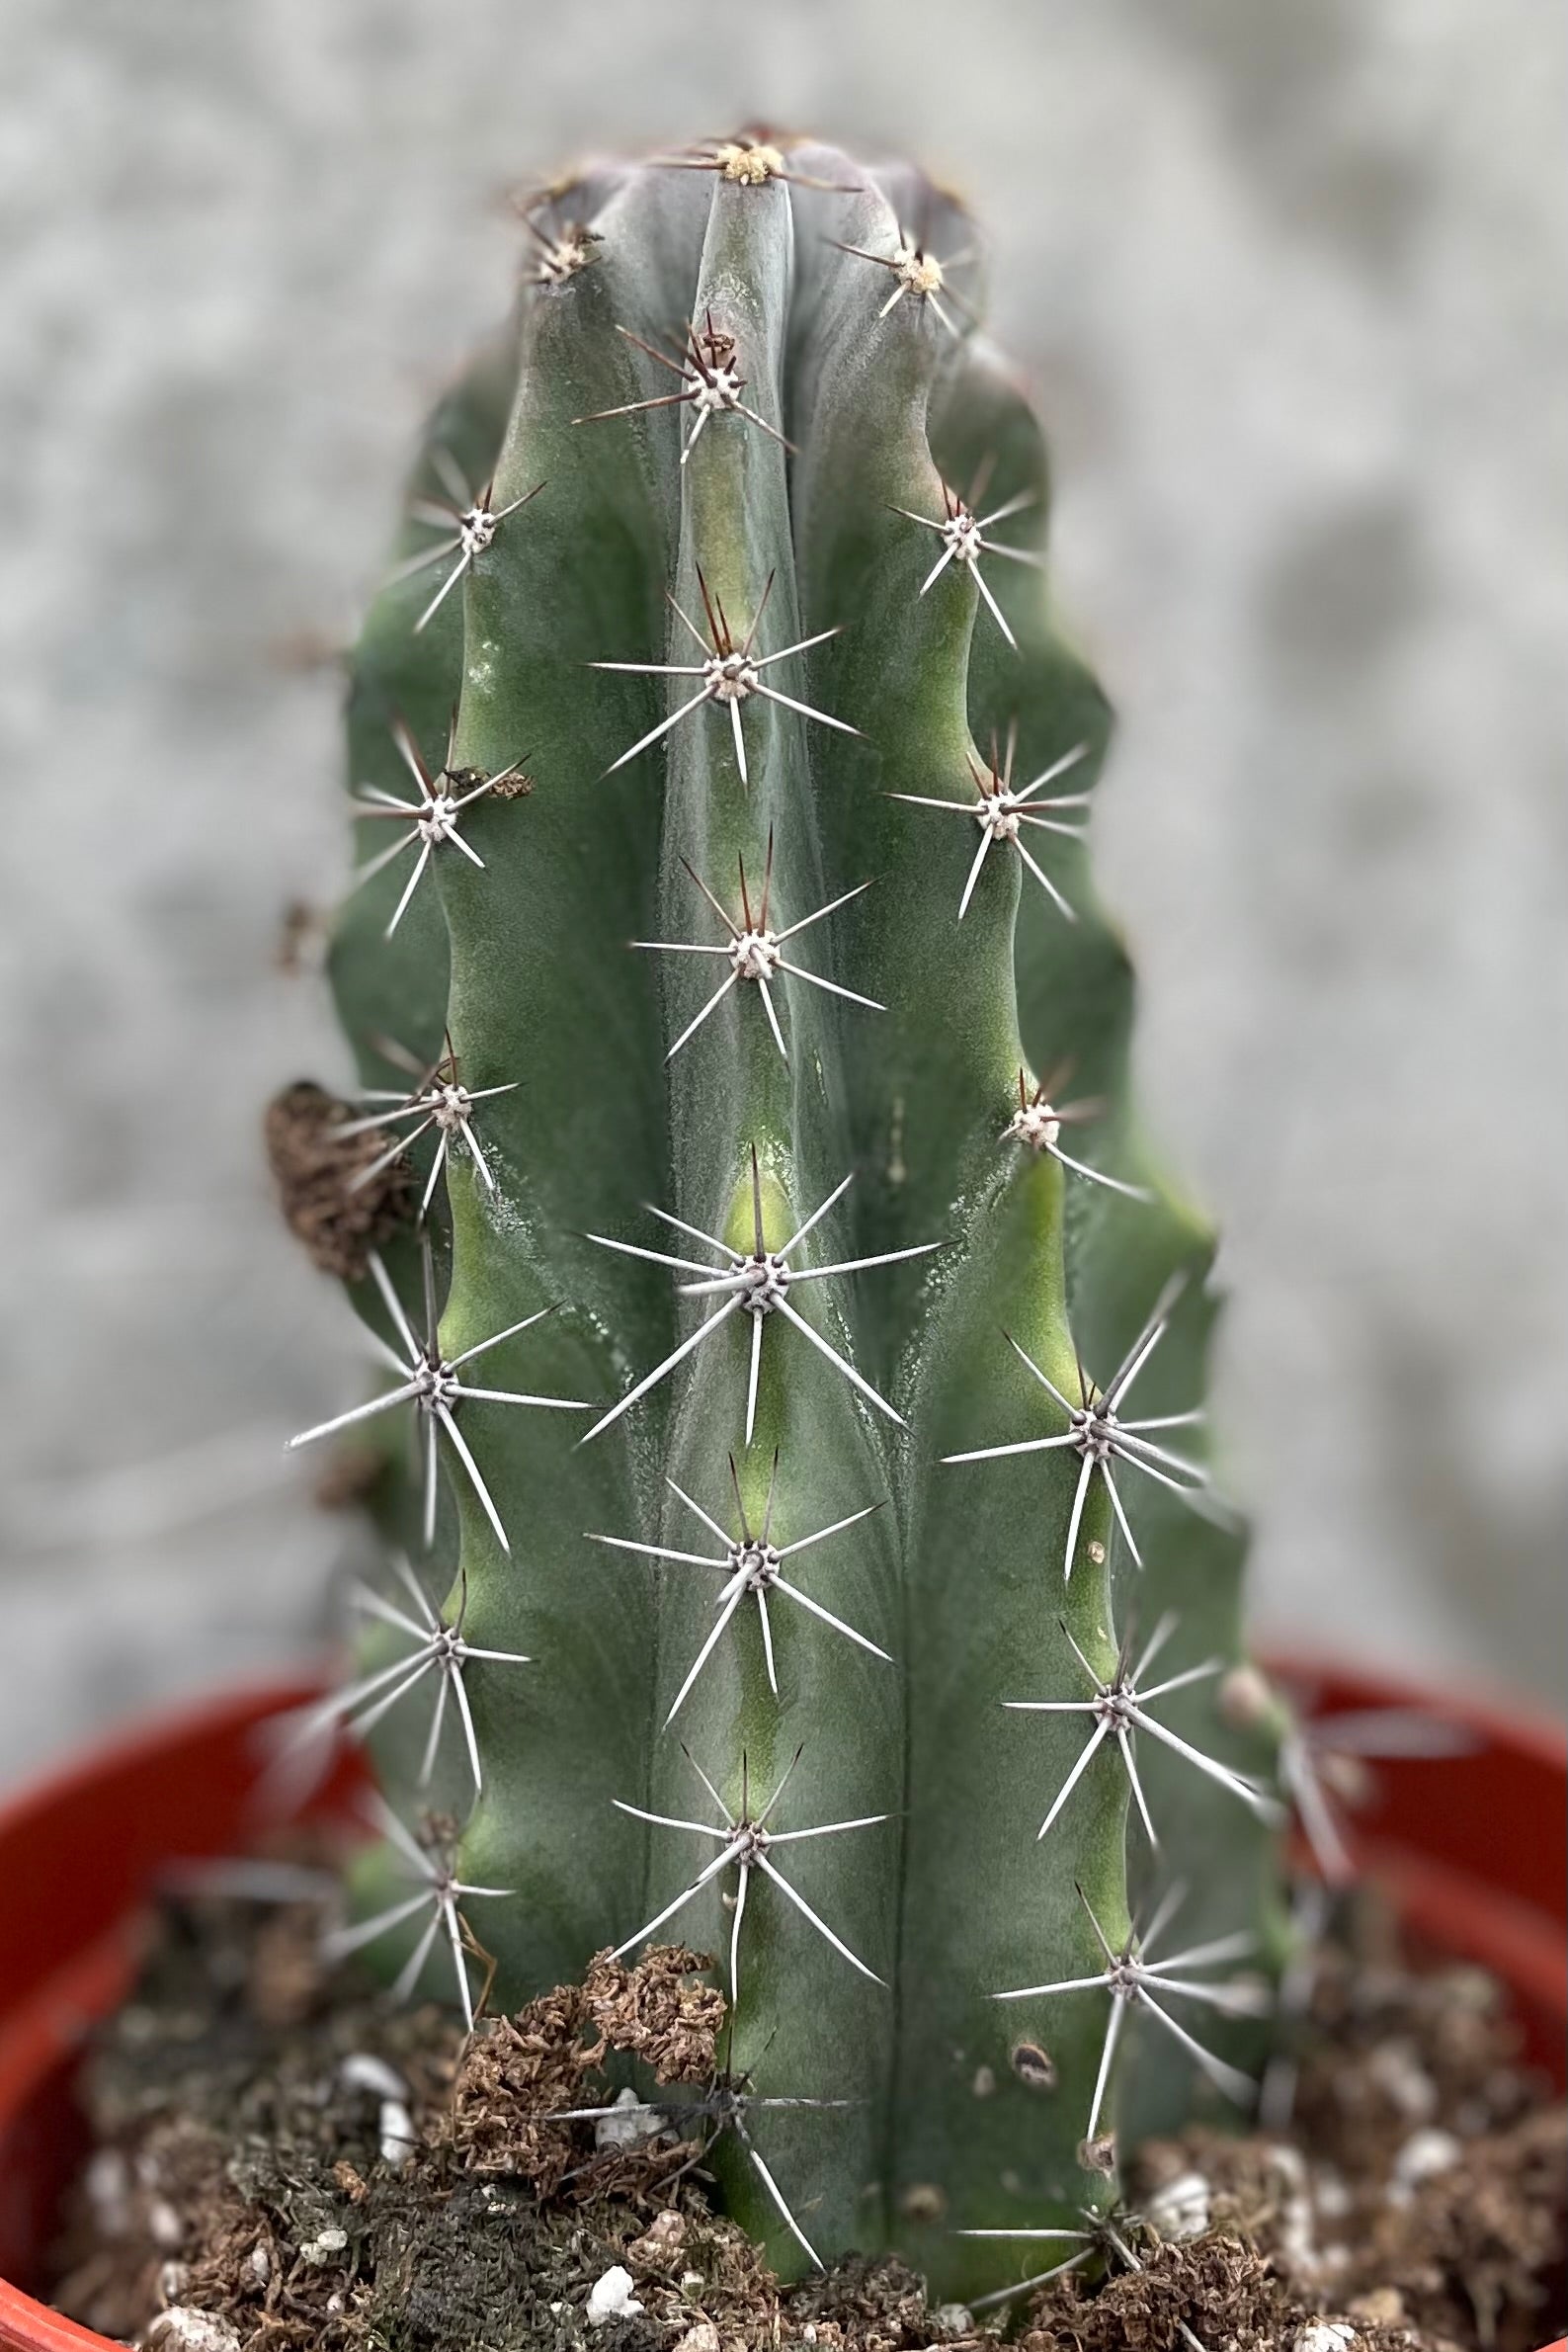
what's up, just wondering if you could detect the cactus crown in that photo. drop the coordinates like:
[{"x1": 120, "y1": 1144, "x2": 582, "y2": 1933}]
[{"x1": 288, "y1": 131, "x2": 1285, "y2": 2302}]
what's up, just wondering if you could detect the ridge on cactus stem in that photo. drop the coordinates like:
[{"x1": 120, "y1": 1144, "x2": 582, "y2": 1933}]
[
  {"x1": 277, "y1": 128, "x2": 1289, "y2": 2299},
  {"x1": 575, "y1": 316, "x2": 798, "y2": 462},
  {"x1": 945, "y1": 1276, "x2": 1222, "y2": 1577},
  {"x1": 885, "y1": 723, "x2": 1091, "y2": 922},
  {"x1": 655, "y1": 135, "x2": 866, "y2": 194},
  {"x1": 611, "y1": 1745, "x2": 892, "y2": 2000},
  {"x1": 1005, "y1": 1061, "x2": 1155, "y2": 1201},
  {"x1": 891, "y1": 467, "x2": 1044, "y2": 649},
  {"x1": 296, "y1": 1554, "x2": 532, "y2": 1795},
  {"x1": 517, "y1": 196, "x2": 602, "y2": 286},
  {"x1": 830, "y1": 219, "x2": 978, "y2": 332},
  {"x1": 349, "y1": 712, "x2": 531, "y2": 934},
  {"x1": 340, "y1": 1029, "x2": 519, "y2": 1211},
  {"x1": 582, "y1": 1152, "x2": 942, "y2": 1444},
  {"x1": 287, "y1": 1241, "x2": 592, "y2": 1550},
  {"x1": 993, "y1": 1882, "x2": 1266, "y2": 2140},
  {"x1": 630, "y1": 835, "x2": 883, "y2": 1063},
  {"x1": 592, "y1": 568, "x2": 858, "y2": 785},
  {"x1": 586, "y1": 1451, "x2": 891, "y2": 1724},
  {"x1": 1006, "y1": 1612, "x2": 1281, "y2": 1844},
  {"x1": 385, "y1": 456, "x2": 542, "y2": 633}
]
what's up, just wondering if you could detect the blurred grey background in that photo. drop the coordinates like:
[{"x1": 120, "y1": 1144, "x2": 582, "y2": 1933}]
[{"x1": 2, "y1": 0, "x2": 1564, "y2": 1783}]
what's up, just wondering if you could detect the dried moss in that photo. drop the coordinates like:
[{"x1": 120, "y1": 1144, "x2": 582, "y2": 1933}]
[{"x1": 264, "y1": 1079, "x2": 414, "y2": 1281}]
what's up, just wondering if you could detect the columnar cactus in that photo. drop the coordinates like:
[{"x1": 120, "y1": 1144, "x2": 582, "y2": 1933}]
[{"x1": 287, "y1": 133, "x2": 1286, "y2": 2304}]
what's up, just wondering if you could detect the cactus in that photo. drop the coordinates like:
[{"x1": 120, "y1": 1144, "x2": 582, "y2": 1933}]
[{"x1": 284, "y1": 133, "x2": 1287, "y2": 2305}]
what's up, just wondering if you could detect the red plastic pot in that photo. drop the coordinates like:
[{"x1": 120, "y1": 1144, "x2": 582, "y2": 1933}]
[{"x1": 0, "y1": 1664, "x2": 1561, "y2": 2352}]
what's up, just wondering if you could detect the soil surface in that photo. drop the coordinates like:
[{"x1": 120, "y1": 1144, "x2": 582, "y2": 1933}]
[{"x1": 46, "y1": 1867, "x2": 1564, "y2": 2352}]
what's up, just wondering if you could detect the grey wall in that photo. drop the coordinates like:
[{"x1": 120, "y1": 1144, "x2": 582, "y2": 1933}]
[{"x1": 2, "y1": 0, "x2": 1563, "y2": 1783}]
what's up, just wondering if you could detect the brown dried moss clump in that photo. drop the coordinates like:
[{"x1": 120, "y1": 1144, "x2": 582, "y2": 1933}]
[
  {"x1": 264, "y1": 1078, "x2": 414, "y2": 1281},
  {"x1": 451, "y1": 1944, "x2": 724, "y2": 2194},
  {"x1": 1017, "y1": 2231, "x2": 1304, "y2": 2352}
]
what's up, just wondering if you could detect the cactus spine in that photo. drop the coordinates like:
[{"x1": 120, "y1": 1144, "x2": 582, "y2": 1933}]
[{"x1": 292, "y1": 135, "x2": 1284, "y2": 2302}]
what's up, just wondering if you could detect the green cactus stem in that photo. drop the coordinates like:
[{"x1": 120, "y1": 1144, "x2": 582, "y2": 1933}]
[{"x1": 282, "y1": 131, "x2": 1285, "y2": 2302}]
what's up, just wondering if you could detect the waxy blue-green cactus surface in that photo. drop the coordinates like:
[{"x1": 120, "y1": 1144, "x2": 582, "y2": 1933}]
[{"x1": 301, "y1": 135, "x2": 1282, "y2": 2301}]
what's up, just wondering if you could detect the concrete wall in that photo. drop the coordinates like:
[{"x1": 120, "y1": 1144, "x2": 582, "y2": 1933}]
[{"x1": 2, "y1": 0, "x2": 1563, "y2": 1781}]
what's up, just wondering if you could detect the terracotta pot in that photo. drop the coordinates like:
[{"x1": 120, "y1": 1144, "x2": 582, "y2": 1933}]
[{"x1": 0, "y1": 1664, "x2": 1561, "y2": 2352}]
